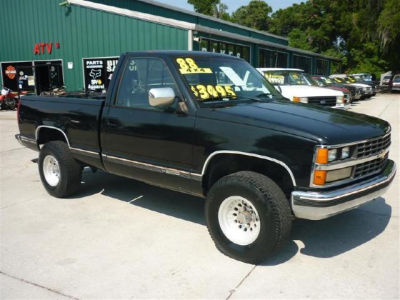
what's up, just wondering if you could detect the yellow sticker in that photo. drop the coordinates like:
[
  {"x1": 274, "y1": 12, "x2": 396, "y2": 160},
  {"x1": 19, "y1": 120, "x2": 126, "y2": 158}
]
[
  {"x1": 196, "y1": 85, "x2": 209, "y2": 100},
  {"x1": 190, "y1": 84, "x2": 236, "y2": 101},
  {"x1": 264, "y1": 74, "x2": 284, "y2": 85},
  {"x1": 176, "y1": 58, "x2": 212, "y2": 74}
]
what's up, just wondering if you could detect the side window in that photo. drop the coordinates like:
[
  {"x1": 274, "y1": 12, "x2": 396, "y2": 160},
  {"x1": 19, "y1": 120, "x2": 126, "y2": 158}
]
[{"x1": 116, "y1": 57, "x2": 177, "y2": 109}]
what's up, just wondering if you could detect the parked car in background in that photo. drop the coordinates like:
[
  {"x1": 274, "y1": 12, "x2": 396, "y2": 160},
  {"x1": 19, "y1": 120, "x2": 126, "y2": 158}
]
[
  {"x1": 258, "y1": 68, "x2": 346, "y2": 108},
  {"x1": 352, "y1": 73, "x2": 375, "y2": 82},
  {"x1": 380, "y1": 74, "x2": 393, "y2": 92},
  {"x1": 351, "y1": 74, "x2": 377, "y2": 96},
  {"x1": 330, "y1": 74, "x2": 373, "y2": 99},
  {"x1": 392, "y1": 74, "x2": 400, "y2": 92},
  {"x1": 311, "y1": 75, "x2": 355, "y2": 103},
  {"x1": 318, "y1": 76, "x2": 363, "y2": 101}
]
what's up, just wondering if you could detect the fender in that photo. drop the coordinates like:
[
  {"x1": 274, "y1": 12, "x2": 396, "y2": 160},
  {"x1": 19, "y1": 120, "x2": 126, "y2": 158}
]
[{"x1": 201, "y1": 150, "x2": 297, "y2": 186}]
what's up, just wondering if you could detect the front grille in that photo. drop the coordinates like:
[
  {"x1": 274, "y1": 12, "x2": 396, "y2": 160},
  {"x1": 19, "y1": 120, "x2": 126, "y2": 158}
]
[
  {"x1": 353, "y1": 154, "x2": 388, "y2": 178},
  {"x1": 308, "y1": 96, "x2": 337, "y2": 106},
  {"x1": 356, "y1": 134, "x2": 391, "y2": 158}
]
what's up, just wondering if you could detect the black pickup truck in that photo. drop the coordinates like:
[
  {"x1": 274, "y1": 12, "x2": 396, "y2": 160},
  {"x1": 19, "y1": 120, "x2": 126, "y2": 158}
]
[{"x1": 16, "y1": 51, "x2": 396, "y2": 263}]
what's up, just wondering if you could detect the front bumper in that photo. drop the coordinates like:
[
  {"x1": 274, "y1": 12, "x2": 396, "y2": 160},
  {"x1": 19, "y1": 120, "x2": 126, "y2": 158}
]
[{"x1": 291, "y1": 159, "x2": 396, "y2": 220}]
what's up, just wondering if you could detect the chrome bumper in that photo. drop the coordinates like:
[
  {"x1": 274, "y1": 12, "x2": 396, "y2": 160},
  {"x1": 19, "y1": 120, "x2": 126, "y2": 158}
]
[
  {"x1": 291, "y1": 160, "x2": 396, "y2": 220},
  {"x1": 334, "y1": 103, "x2": 350, "y2": 110}
]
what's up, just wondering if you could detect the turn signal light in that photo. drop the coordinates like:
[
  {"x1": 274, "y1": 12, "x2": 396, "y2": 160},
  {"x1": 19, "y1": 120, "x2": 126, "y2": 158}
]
[
  {"x1": 316, "y1": 148, "x2": 328, "y2": 164},
  {"x1": 313, "y1": 170, "x2": 327, "y2": 185},
  {"x1": 293, "y1": 96, "x2": 300, "y2": 102}
]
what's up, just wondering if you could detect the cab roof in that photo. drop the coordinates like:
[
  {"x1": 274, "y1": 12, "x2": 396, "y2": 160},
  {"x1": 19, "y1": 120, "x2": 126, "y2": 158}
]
[
  {"x1": 123, "y1": 50, "x2": 243, "y2": 59},
  {"x1": 257, "y1": 68, "x2": 304, "y2": 72}
]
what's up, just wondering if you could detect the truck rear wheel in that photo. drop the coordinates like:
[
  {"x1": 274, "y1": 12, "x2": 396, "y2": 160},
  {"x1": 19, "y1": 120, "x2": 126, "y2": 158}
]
[
  {"x1": 205, "y1": 171, "x2": 292, "y2": 264},
  {"x1": 38, "y1": 141, "x2": 82, "y2": 198}
]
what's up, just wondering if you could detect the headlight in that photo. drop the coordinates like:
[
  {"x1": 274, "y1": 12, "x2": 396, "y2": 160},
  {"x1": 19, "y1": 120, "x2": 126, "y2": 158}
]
[
  {"x1": 341, "y1": 146, "x2": 350, "y2": 159},
  {"x1": 336, "y1": 96, "x2": 345, "y2": 103},
  {"x1": 328, "y1": 149, "x2": 337, "y2": 161},
  {"x1": 315, "y1": 146, "x2": 353, "y2": 164},
  {"x1": 293, "y1": 96, "x2": 308, "y2": 103},
  {"x1": 313, "y1": 146, "x2": 354, "y2": 186}
]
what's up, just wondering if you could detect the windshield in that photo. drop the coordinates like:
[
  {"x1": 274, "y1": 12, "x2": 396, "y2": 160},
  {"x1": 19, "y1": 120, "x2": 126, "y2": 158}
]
[
  {"x1": 353, "y1": 74, "x2": 372, "y2": 81},
  {"x1": 332, "y1": 77, "x2": 344, "y2": 84},
  {"x1": 340, "y1": 77, "x2": 356, "y2": 83},
  {"x1": 304, "y1": 74, "x2": 320, "y2": 86},
  {"x1": 173, "y1": 56, "x2": 282, "y2": 106},
  {"x1": 263, "y1": 70, "x2": 312, "y2": 86}
]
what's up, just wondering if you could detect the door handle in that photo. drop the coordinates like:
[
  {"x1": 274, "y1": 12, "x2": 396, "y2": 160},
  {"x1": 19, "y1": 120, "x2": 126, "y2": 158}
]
[{"x1": 70, "y1": 120, "x2": 80, "y2": 124}]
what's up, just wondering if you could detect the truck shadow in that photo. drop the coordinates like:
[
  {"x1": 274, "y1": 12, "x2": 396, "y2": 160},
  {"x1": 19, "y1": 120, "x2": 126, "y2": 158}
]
[
  {"x1": 76, "y1": 170, "x2": 392, "y2": 265},
  {"x1": 76, "y1": 169, "x2": 206, "y2": 225},
  {"x1": 264, "y1": 197, "x2": 392, "y2": 265}
]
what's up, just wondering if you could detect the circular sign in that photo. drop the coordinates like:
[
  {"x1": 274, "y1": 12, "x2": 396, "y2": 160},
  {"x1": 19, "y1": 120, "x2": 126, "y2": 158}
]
[{"x1": 5, "y1": 65, "x2": 16, "y2": 79}]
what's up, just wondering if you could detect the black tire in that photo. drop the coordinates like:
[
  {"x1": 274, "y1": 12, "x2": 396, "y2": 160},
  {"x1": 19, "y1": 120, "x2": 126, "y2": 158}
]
[
  {"x1": 205, "y1": 171, "x2": 292, "y2": 264},
  {"x1": 38, "y1": 141, "x2": 82, "y2": 197}
]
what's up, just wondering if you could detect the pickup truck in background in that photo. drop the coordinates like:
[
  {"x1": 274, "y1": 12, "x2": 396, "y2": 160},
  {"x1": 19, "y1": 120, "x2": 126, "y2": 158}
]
[
  {"x1": 257, "y1": 68, "x2": 347, "y2": 108},
  {"x1": 16, "y1": 51, "x2": 396, "y2": 263}
]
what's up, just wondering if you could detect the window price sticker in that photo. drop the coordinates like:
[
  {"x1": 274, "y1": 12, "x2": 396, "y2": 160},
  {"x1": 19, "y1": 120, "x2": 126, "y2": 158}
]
[
  {"x1": 264, "y1": 74, "x2": 284, "y2": 85},
  {"x1": 176, "y1": 58, "x2": 212, "y2": 74},
  {"x1": 190, "y1": 84, "x2": 237, "y2": 100}
]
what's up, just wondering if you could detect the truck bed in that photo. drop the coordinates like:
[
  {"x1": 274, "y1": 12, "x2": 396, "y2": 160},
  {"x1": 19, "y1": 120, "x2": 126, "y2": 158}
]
[{"x1": 18, "y1": 95, "x2": 105, "y2": 168}]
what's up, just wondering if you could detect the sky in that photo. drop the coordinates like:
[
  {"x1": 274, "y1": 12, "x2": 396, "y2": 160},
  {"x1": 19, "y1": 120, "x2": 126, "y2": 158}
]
[{"x1": 154, "y1": 0, "x2": 303, "y2": 13}]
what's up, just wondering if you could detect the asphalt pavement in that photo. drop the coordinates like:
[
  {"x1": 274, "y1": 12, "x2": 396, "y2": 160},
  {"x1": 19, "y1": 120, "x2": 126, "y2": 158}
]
[{"x1": 1, "y1": 93, "x2": 399, "y2": 299}]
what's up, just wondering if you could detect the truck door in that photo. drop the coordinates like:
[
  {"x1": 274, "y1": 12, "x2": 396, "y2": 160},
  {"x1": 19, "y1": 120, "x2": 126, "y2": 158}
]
[{"x1": 101, "y1": 56, "x2": 198, "y2": 192}]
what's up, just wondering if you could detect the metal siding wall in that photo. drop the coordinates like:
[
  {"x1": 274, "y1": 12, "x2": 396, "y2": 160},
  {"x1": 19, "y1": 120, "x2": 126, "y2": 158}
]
[
  {"x1": 91, "y1": 0, "x2": 288, "y2": 46},
  {"x1": 0, "y1": 0, "x2": 188, "y2": 91}
]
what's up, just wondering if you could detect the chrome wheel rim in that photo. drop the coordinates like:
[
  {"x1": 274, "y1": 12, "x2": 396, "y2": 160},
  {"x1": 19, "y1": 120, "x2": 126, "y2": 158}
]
[
  {"x1": 43, "y1": 155, "x2": 60, "y2": 187},
  {"x1": 218, "y1": 196, "x2": 261, "y2": 246}
]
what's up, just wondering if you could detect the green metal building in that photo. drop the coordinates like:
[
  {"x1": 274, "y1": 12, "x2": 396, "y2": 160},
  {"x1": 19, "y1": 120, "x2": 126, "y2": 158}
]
[{"x1": 0, "y1": 0, "x2": 339, "y2": 94}]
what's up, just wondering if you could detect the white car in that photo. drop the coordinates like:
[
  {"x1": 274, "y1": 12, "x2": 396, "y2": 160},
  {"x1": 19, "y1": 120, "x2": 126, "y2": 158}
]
[
  {"x1": 329, "y1": 74, "x2": 373, "y2": 98},
  {"x1": 258, "y1": 68, "x2": 346, "y2": 109},
  {"x1": 391, "y1": 74, "x2": 400, "y2": 92}
]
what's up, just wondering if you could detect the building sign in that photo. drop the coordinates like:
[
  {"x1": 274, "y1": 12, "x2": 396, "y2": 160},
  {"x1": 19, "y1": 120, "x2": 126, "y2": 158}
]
[
  {"x1": 33, "y1": 42, "x2": 60, "y2": 55},
  {"x1": 83, "y1": 57, "x2": 119, "y2": 92},
  {"x1": 5, "y1": 65, "x2": 17, "y2": 79}
]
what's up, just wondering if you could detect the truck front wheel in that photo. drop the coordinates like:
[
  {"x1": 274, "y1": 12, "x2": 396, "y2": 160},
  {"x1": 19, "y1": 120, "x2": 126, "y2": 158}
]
[
  {"x1": 38, "y1": 141, "x2": 82, "y2": 198},
  {"x1": 205, "y1": 171, "x2": 292, "y2": 264}
]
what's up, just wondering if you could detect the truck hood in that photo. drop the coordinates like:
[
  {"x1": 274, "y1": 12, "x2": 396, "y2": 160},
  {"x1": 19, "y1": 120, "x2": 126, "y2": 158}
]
[
  {"x1": 280, "y1": 85, "x2": 343, "y2": 99},
  {"x1": 197, "y1": 100, "x2": 389, "y2": 145}
]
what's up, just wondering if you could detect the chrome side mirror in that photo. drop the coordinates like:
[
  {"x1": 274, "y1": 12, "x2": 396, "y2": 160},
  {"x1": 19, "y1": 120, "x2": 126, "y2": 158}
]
[{"x1": 148, "y1": 87, "x2": 176, "y2": 108}]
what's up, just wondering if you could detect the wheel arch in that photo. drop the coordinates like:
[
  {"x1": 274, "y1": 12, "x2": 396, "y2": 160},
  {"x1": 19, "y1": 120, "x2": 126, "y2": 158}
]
[
  {"x1": 201, "y1": 151, "x2": 296, "y2": 198},
  {"x1": 35, "y1": 126, "x2": 70, "y2": 147}
]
